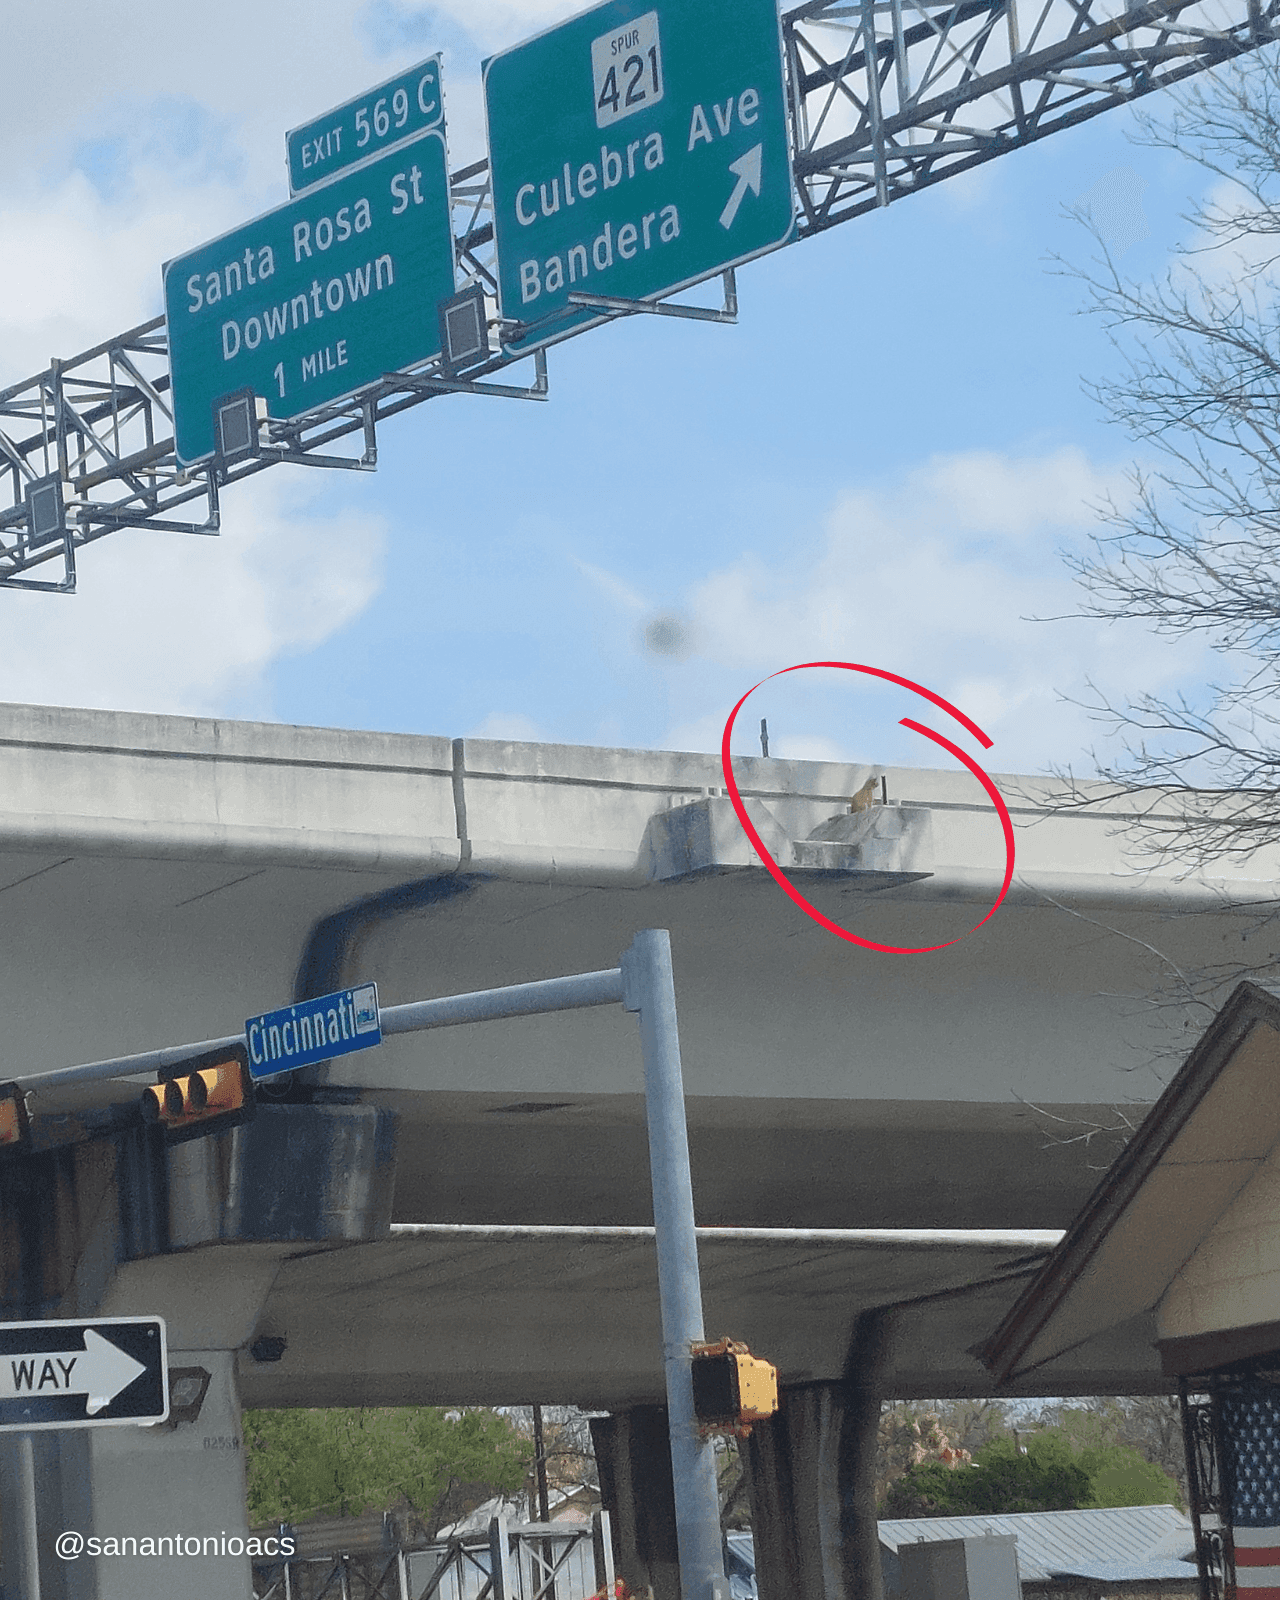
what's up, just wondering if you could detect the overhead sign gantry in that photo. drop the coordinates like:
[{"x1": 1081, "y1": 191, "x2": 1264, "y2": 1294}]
[{"x1": 3, "y1": 0, "x2": 1277, "y2": 591}]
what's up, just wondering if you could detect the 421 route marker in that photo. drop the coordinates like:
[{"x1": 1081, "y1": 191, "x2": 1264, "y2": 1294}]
[{"x1": 0, "y1": 1317, "x2": 169, "y2": 1431}]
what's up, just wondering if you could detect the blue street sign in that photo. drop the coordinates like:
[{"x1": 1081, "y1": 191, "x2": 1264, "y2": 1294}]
[{"x1": 245, "y1": 982, "x2": 381, "y2": 1081}]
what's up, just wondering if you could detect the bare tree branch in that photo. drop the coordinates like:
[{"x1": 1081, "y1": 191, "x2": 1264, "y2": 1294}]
[{"x1": 1036, "y1": 51, "x2": 1280, "y2": 880}]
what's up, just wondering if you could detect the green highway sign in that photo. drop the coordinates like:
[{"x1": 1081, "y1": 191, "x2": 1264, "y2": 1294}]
[
  {"x1": 286, "y1": 56, "x2": 444, "y2": 196},
  {"x1": 164, "y1": 130, "x2": 455, "y2": 466},
  {"x1": 483, "y1": 0, "x2": 792, "y2": 353}
]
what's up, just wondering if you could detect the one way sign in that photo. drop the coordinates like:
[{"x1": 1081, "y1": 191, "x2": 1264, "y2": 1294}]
[{"x1": 0, "y1": 1317, "x2": 168, "y2": 1431}]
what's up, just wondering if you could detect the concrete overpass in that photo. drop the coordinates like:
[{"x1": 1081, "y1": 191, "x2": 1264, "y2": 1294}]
[{"x1": 0, "y1": 700, "x2": 1271, "y2": 1599}]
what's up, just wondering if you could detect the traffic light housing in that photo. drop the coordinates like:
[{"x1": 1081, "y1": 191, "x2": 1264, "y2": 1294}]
[
  {"x1": 141, "y1": 1044, "x2": 254, "y2": 1143},
  {"x1": 691, "y1": 1337, "x2": 779, "y2": 1437},
  {"x1": 0, "y1": 1083, "x2": 31, "y2": 1157}
]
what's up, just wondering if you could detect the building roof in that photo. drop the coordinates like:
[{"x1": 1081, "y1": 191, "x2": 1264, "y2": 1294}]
[
  {"x1": 1048, "y1": 1558, "x2": 1197, "y2": 1583},
  {"x1": 725, "y1": 1532, "x2": 758, "y2": 1600},
  {"x1": 976, "y1": 979, "x2": 1280, "y2": 1383},
  {"x1": 878, "y1": 1504, "x2": 1194, "y2": 1583}
]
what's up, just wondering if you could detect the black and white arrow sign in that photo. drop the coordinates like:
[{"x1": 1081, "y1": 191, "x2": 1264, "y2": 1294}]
[{"x1": 0, "y1": 1317, "x2": 168, "y2": 1431}]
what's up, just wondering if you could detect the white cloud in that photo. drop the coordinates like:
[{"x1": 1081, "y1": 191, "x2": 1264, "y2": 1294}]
[
  {"x1": 2, "y1": 3, "x2": 584, "y2": 213},
  {"x1": 467, "y1": 711, "x2": 545, "y2": 741},
  {"x1": 1165, "y1": 173, "x2": 1280, "y2": 303},
  {"x1": 771, "y1": 732, "x2": 849, "y2": 762},
  {"x1": 0, "y1": 473, "x2": 385, "y2": 718},
  {"x1": 688, "y1": 447, "x2": 1118, "y2": 669},
  {"x1": 377, "y1": 0, "x2": 582, "y2": 55},
  {"x1": 4, "y1": 6, "x2": 386, "y2": 187},
  {"x1": 662, "y1": 710, "x2": 726, "y2": 755},
  {"x1": 0, "y1": 154, "x2": 388, "y2": 722},
  {"x1": 0, "y1": 166, "x2": 261, "y2": 382},
  {"x1": 652, "y1": 446, "x2": 1214, "y2": 773}
]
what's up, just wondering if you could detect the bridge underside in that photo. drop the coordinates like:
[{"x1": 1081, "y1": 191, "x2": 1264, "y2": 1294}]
[
  {"x1": 1, "y1": 710, "x2": 1222, "y2": 1600},
  {"x1": 231, "y1": 1226, "x2": 1168, "y2": 1411},
  {"x1": 4, "y1": 707, "x2": 1242, "y2": 1419},
  {"x1": 5, "y1": 840, "x2": 1185, "y2": 1234}
]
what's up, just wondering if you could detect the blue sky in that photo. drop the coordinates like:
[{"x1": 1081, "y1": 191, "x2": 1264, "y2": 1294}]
[{"x1": 0, "y1": 1, "x2": 1232, "y2": 779}]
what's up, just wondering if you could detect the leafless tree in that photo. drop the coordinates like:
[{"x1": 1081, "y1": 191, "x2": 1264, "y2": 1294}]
[
  {"x1": 1010, "y1": 64, "x2": 1280, "y2": 1076},
  {"x1": 1051, "y1": 49, "x2": 1280, "y2": 893},
  {"x1": 508, "y1": 1405, "x2": 600, "y2": 1502}
]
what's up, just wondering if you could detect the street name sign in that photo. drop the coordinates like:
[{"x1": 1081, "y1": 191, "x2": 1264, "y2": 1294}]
[
  {"x1": 483, "y1": 0, "x2": 792, "y2": 353},
  {"x1": 164, "y1": 131, "x2": 455, "y2": 466},
  {"x1": 245, "y1": 981, "x2": 381, "y2": 1081},
  {"x1": 286, "y1": 56, "x2": 444, "y2": 196},
  {"x1": 0, "y1": 1317, "x2": 168, "y2": 1431}
]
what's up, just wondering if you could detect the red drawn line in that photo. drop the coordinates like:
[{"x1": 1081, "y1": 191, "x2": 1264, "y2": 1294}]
[{"x1": 719, "y1": 662, "x2": 1015, "y2": 955}]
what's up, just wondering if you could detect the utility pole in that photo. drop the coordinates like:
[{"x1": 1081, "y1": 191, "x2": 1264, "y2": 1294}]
[{"x1": 532, "y1": 1404, "x2": 557, "y2": 1600}]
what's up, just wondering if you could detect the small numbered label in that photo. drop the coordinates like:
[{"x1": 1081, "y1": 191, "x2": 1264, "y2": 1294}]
[
  {"x1": 286, "y1": 57, "x2": 442, "y2": 197},
  {"x1": 591, "y1": 11, "x2": 664, "y2": 130}
]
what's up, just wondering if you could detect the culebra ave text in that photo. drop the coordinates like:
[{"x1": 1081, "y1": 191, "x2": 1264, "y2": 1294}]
[{"x1": 512, "y1": 92, "x2": 762, "y2": 306}]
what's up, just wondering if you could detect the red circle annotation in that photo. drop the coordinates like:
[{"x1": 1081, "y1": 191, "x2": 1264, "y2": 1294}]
[{"x1": 719, "y1": 660, "x2": 1016, "y2": 954}]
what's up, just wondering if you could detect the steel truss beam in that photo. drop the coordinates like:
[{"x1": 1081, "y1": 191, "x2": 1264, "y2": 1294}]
[
  {"x1": 3, "y1": 0, "x2": 1276, "y2": 590},
  {"x1": 785, "y1": 0, "x2": 1280, "y2": 231}
]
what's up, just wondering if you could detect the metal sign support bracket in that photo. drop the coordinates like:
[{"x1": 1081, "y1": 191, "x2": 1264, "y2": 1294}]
[
  {"x1": 567, "y1": 268, "x2": 738, "y2": 325},
  {"x1": 392, "y1": 346, "x2": 549, "y2": 403}
]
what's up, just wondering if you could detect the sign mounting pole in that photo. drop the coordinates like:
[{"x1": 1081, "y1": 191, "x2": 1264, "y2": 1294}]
[
  {"x1": 622, "y1": 929, "x2": 728, "y2": 1600},
  {"x1": 14, "y1": 1433, "x2": 41, "y2": 1600}
]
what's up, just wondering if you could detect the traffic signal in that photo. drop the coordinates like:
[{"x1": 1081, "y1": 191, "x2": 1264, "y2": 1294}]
[
  {"x1": 691, "y1": 1337, "x2": 779, "y2": 1437},
  {"x1": 0, "y1": 1083, "x2": 31, "y2": 1156},
  {"x1": 141, "y1": 1044, "x2": 254, "y2": 1143}
]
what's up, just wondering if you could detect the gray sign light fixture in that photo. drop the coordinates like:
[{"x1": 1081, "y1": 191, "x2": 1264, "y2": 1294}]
[
  {"x1": 162, "y1": 1366, "x2": 212, "y2": 1427},
  {"x1": 438, "y1": 286, "x2": 489, "y2": 374},
  {"x1": 212, "y1": 388, "x2": 268, "y2": 467},
  {"x1": 25, "y1": 474, "x2": 68, "y2": 551}
]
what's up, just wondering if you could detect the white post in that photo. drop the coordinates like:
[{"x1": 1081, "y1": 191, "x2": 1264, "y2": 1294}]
[{"x1": 15, "y1": 1432, "x2": 42, "y2": 1600}]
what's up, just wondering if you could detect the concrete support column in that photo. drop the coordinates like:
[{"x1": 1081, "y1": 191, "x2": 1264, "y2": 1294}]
[
  {"x1": 743, "y1": 1314, "x2": 892, "y2": 1600},
  {"x1": 0, "y1": 1096, "x2": 396, "y2": 1600},
  {"x1": 71, "y1": 1348, "x2": 252, "y2": 1600},
  {"x1": 590, "y1": 1406, "x2": 682, "y2": 1600},
  {"x1": 0, "y1": 1428, "x2": 72, "y2": 1598},
  {"x1": 0, "y1": 1343, "x2": 267, "y2": 1600}
]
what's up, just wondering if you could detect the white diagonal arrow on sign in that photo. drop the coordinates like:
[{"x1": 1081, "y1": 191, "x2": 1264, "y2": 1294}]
[
  {"x1": 719, "y1": 143, "x2": 763, "y2": 230},
  {"x1": 1, "y1": 1329, "x2": 147, "y2": 1415}
]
